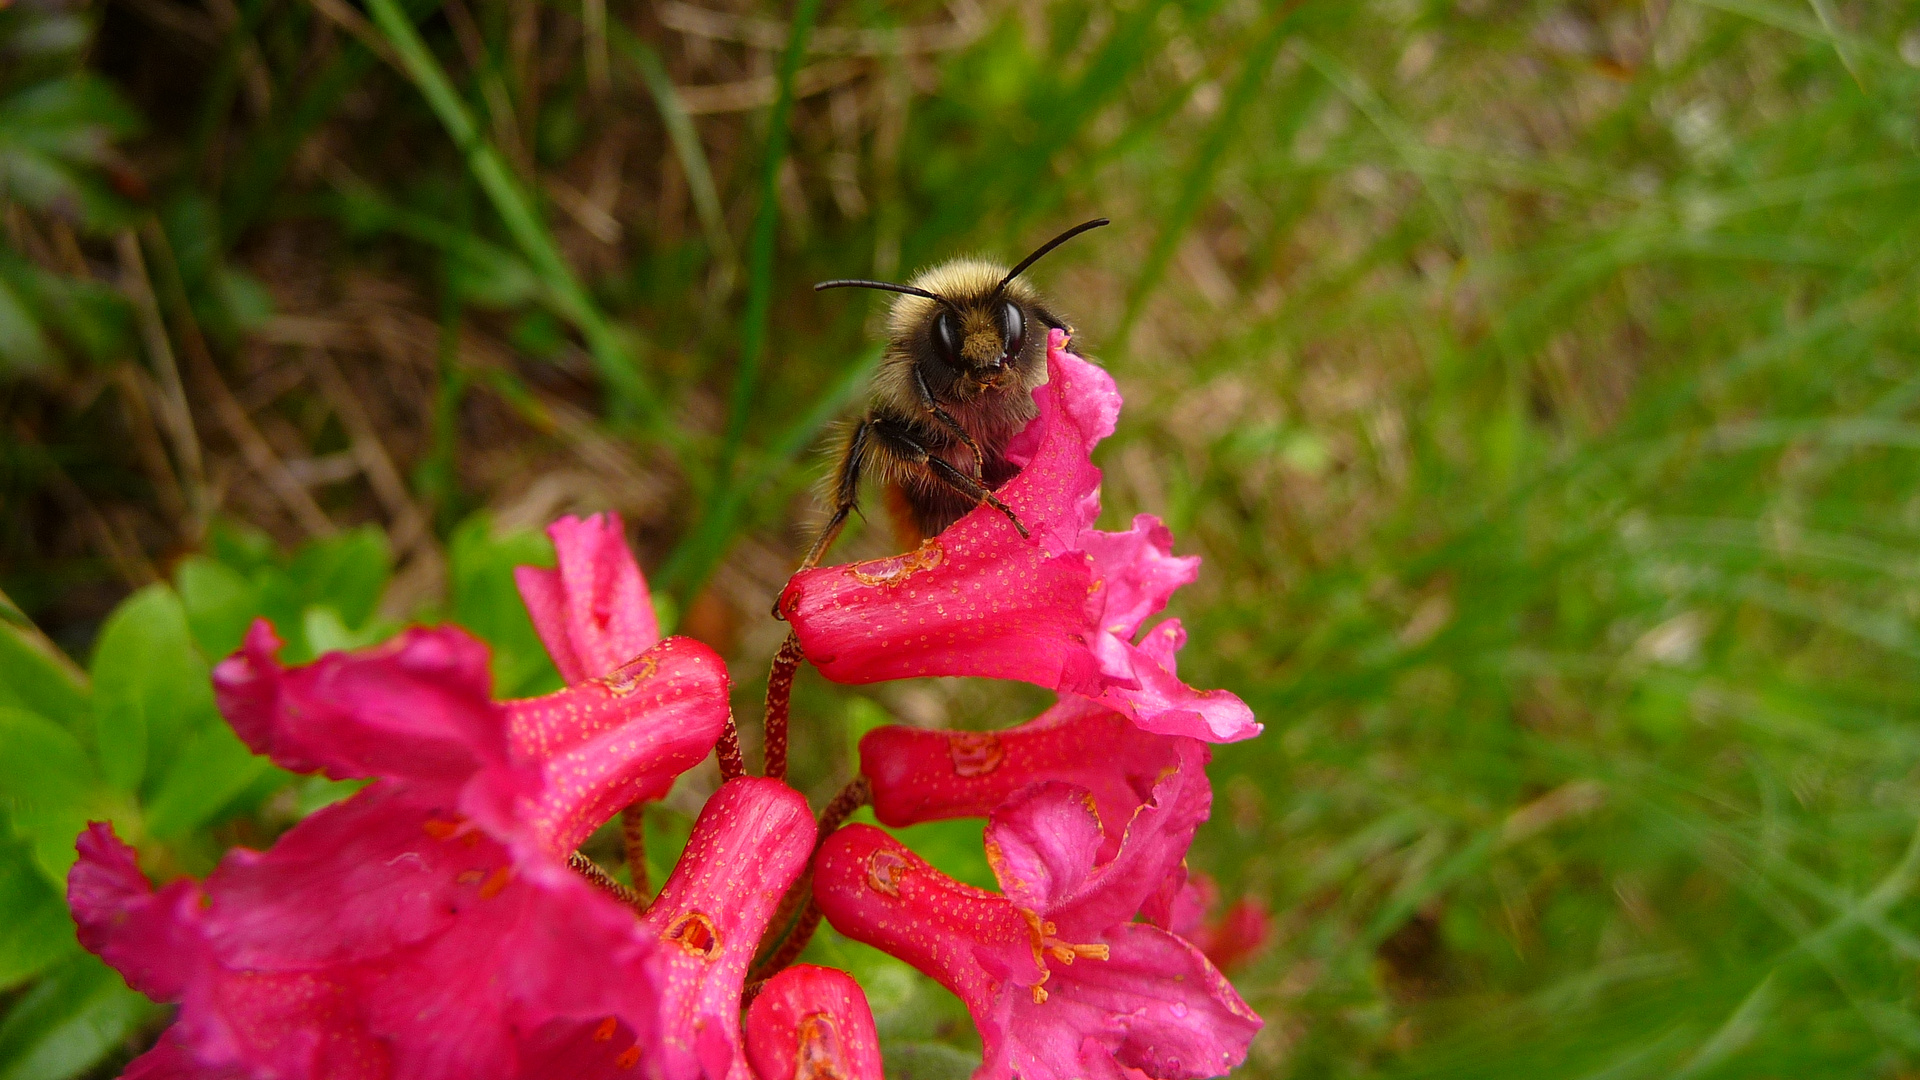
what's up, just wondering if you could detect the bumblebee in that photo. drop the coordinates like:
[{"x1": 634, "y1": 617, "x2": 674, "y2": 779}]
[{"x1": 797, "y1": 218, "x2": 1109, "y2": 573}]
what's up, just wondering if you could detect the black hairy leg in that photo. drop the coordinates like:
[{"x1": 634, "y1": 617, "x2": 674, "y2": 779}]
[{"x1": 868, "y1": 418, "x2": 1029, "y2": 540}]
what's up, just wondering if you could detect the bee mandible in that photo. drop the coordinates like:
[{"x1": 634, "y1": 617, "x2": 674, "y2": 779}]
[{"x1": 795, "y1": 218, "x2": 1110, "y2": 576}]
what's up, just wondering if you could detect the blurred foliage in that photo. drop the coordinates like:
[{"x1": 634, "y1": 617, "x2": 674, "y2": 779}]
[{"x1": 0, "y1": 0, "x2": 1918, "y2": 1075}]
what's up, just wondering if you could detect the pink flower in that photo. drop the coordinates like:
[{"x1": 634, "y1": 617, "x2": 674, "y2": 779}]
[
  {"x1": 744, "y1": 966, "x2": 884, "y2": 1080},
  {"x1": 216, "y1": 621, "x2": 729, "y2": 857},
  {"x1": 812, "y1": 744, "x2": 1261, "y2": 1080},
  {"x1": 70, "y1": 612, "x2": 735, "y2": 1078},
  {"x1": 1163, "y1": 875, "x2": 1275, "y2": 975},
  {"x1": 515, "y1": 513, "x2": 661, "y2": 684},
  {"x1": 72, "y1": 798, "x2": 666, "y2": 1079},
  {"x1": 859, "y1": 693, "x2": 1204, "y2": 866},
  {"x1": 777, "y1": 332, "x2": 1258, "y2": 744},
  {"x1": 639, "y1": 778, "x2": 817, "y2": 1080}
]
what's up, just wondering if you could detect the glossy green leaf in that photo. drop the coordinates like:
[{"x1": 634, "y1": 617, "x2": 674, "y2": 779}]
[
  {"x1": 0, "y1": 950, "x2": 160, "y2": 1080},
  {"x1": 174, "y1": 555, "x2": 259, "y2": 660},
  {"x1": 143, "y1": 723, "x2": 269, "y2": 841},
  {"x1": 0, "y1": 835, "x2": 76, "y2": 991},
  {"x1": 0, "y1": 617, "x2": 89, "y2": 728},
  {"x1": 87, "y1": 584, "x2": 215, "y2": 795}
]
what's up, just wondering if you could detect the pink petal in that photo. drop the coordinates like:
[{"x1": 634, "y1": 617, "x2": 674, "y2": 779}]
[
  {"x1": 1189, "y1": 897, "x2": 1274, "y2": 975},
  {"x1": 1046, "y1": 740, "x2": 1213, "y2": 942},
  {"x1": 505, "y1": 636, "x2": 732, "y2": 852},
  {"x1": 514, "y1": 513, "x2": 660, "y2": 684},
  {"x1": 1015, "y1": 923, "x2": 1261, "y2": 1080},
  {"x1": 814, "y1": 824, "x2": 1258, "y2": 1080},
  {"x1": 212, "y1": 621, "x2": 510, "y2": 786},
  {"x1": 68, "y1": 823, "x2": 201, "y2": 1001},
  {"x1": 813, "y1": 825, "x2": 1041, "y2": 1041},
  {"x1": 122, "y1": 1030, "x2": 248, "y2": 1079},
  {"x1": 744, "y1": 965, "x2": 884, "y2": 1080},
  {"x1": 1147, "y1": 870, "x2": 1215, "y2": 938},
  {"x1": 860, "y1": 699, "x2": 1185, "y2": 864},
  {"x1": 640, "y1": 778, "x2": 818, "y2": 1080},
  {"x1": 213, "y1": 621, "x2": 728, "y2": 858},
  {"x1": 982, "y1": 782, "x2": 1106, "y2": 914},
  {"x1": 1087, "y1": 621, "x2": 1259, "y2": 743},
  {"x1": 68, "y1": 805, "x2": 671, "y2": 1080},
  {"x1": 1082, "y1": 516, "x2": 1197, "y2": 642}
]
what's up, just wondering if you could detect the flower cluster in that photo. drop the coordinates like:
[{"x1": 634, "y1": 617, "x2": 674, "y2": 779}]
[{"x1": 68, "y1": 331, "x2": 1265, "y2": 1079}]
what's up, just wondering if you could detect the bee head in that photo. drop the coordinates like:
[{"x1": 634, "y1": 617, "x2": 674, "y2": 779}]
[
  {"x1": 816, "y1": 219, "x2": 1108, "y2": 400},
  {"x1": 916, "y1": 268, "x2": 1030, "y2": 385}
]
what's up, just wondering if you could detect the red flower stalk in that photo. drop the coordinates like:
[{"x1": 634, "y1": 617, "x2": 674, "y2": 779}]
[
  {"x1": 744, "y1": 966, "x2": 884, "y2": 1080},
  {"x1": 69, "y1": 614, "x2": 734, "y2": 1078},
  {"x1": 813, "y1": 744, "x2": 1260, "y2": 1080},
  {"x1": 778, "y1": 332, "x2": 1258, "y2": 744}
]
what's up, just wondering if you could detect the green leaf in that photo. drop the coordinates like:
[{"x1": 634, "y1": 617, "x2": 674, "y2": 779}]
[
  {"x1": 8, "y1": 804, "x2": 93, "y2": 889},
  {"x1": 0, "y1": 250, "x2": 133, "y2": 369},
  {"x1": 0, "y1": 616, "x2": 89, "y2": 728},
  {"x1": 0, "y1": 951, "x2": 160, "y2": 1080},
  {"x1": 291, "y1": 774, "x2": 367, "y2": 817},
  {"x1": 0, "y1": 272, "x2": 55, "y2": 374},
  {"x1": 174, "y1": 556, "x2": 259, "y2": 659},
  {"x1": 143, "y1": 723, "x2": 269, "y2": 841},
  {"x1": 280, "y1": 525, "x2": 391, "y2": 634},
  {"x1": 877, "y1": 815, "x2": 995, "y2": 892},
  {"x1": 882, "y1": 1042, "x2": 982, "y2": 1080},
  {"x1": 0, "y1": 708, "x2": 106, "y2": 888},
  {"x1": 0, "y1": 75, "x2": 142, "y2": 230},
  {"x1": 0, "y1": 829, "x2": 78, "y2": 991},
  {"x1": 0, "y1": 706, "x2": 95, "y2": 814},
  {"x1": 448, "y1": 514, "x2": 561, "y2": 697},
  {"x1": 87, "y1": 585, "x2": 215, "y2": 796}
]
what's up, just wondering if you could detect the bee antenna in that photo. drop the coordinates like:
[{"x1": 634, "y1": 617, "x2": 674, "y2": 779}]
[
  {"x1": 818, "y1": 280, "x2": 938, "y2": 301},
  {"x1": 816, "y1": 279, "x2": 964, "y2": 315},
  {"x1": 992, "y1": 218, "x2": 1110, "y2": 299}
]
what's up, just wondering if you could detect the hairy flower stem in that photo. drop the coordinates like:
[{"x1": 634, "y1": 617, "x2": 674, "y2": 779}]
[
  {"x1": 618, "y1": 803, "x2": 649, "y2": 901},
  {"x1": 717, "y1": 708, "x2": 747, "y2": 780},
  {"x1": 567, "y1": 851, "x2": 647, "y2": 912},
  {"x1": 750, "y1": 776, "x2": 871, "y2": 981},
  {"x1": 762, "y1": 633, "x2": 804, "y2": 780}
]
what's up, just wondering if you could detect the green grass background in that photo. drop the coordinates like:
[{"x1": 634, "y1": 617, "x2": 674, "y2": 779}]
[{"x1": 5, "y1": 0, "x2": 1920, "y2": 1075}]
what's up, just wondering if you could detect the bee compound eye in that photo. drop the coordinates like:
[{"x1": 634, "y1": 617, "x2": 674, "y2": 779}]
[
  {"x1": 1000, "y1": 300, "x2": 1025, "y2": 359},
  {"x1": 932, "y1": 309, "x2": 962, "y2": 365}
]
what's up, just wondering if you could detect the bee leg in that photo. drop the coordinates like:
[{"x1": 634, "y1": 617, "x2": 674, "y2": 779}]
[
  {"x1": 924, "y1": 455, "x2": 1029, "y2": 539},
  {"x1": 871, "y1": 419, "x2": 1030, "y2": 540},
  {"x1": 911, "y1": 366, "x2": 987, "y2": 481},
  {"x1": 775, "y1": 420, "x2": 872, "y2": 619}
]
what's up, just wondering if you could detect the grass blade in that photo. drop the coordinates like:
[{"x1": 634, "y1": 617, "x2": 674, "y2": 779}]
[{"x1": 361, "y1": 0, "x2": 662, "y2": 428}]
